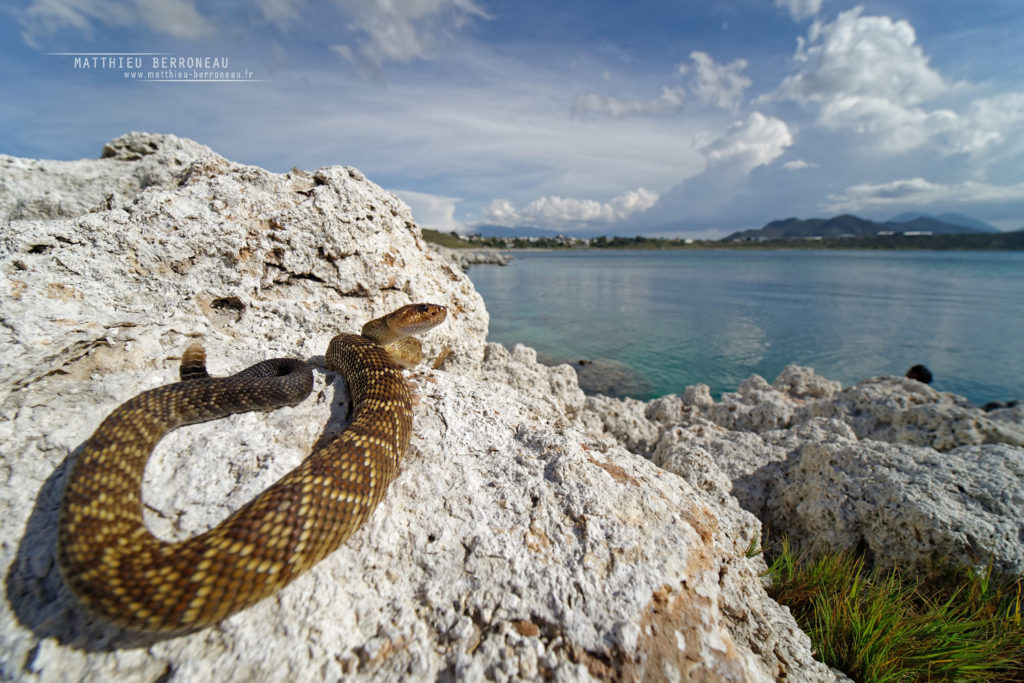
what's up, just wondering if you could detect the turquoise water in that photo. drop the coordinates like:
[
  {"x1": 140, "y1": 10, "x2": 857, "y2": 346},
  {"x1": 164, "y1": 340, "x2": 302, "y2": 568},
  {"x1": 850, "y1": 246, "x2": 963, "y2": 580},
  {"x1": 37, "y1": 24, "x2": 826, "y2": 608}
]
[{"x1": 467, "y1": 249, "x2": 1024, "y2": 405}]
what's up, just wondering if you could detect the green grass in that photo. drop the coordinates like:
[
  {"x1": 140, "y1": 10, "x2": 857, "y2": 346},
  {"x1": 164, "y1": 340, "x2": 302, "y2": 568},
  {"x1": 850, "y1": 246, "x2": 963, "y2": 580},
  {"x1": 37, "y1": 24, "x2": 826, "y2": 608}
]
[
  {"x1": 764, "y1": 539, "x2": 1024, "y2": 681},
  {"x1": 421, "y1": 228, "x2": 474, "y2": 248}
]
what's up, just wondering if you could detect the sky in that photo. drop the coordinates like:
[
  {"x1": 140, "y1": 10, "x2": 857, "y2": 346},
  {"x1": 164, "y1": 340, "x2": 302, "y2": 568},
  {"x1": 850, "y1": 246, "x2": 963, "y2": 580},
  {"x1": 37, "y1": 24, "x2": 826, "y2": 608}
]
[{"x1": 2, "y1": 0, "x2": 1023, "y2": 237}]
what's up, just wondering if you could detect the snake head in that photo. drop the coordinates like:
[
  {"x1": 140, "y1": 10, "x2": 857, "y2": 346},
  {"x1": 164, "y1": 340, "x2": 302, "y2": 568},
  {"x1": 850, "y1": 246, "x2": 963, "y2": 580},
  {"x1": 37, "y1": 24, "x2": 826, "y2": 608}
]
[{"x1": 388, "y1": 303, "x2": 448, "y2": 334}]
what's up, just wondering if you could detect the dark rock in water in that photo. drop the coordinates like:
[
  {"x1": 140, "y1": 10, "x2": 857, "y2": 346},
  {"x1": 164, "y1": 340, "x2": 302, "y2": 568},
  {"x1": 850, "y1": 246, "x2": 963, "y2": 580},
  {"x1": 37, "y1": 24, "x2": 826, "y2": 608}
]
[
  {"x1": 534, "y1": 353, "x2": 651, "y2": 398},
  {"x1": 905, "y1": 364, "x2": 933, "y2": 384},
  {"x1": 984, "y1": 399, "x2": 1020, "y2": 412},
  {"x1": 572, "y1": 358, "x2": 652, "y2": 398}
]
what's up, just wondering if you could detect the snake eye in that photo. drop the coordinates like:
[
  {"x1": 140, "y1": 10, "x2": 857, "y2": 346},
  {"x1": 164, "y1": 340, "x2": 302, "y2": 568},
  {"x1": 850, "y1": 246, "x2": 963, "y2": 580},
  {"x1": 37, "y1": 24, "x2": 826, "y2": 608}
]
[{"x1": 416, "y1": 304, "x2": 429, "y2": 313}]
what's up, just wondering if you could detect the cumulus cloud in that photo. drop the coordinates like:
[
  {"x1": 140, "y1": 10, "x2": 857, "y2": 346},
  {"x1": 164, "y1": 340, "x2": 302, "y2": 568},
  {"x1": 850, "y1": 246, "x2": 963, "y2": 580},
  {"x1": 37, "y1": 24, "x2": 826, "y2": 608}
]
[
  {"x1": 571, "y1": 86, "x2": 685, "y2": 119},
  {"x1": 685, "y1": 51, "x2": 752, "y2": 112},
  {"x1": 767, "y1": 7, "x2": 1024, "y2": 161},
  {"x1": 20, "y1": 0, "x2": 212, "y2": 44},
  {"x1": 766, "y1": 7, "x2": 999, "y2": 156},
  {"x1": 826, "y1": 177, "x2": 1024, "y2": 213},
  {"x1": 777, "y1": 7, "x2": 948, "y2": 107},
  {"x1": 782, "y1": 159, "x2": 818, "y2": 170},
  {"x1": 479, "y1": 198, "x2": 518, "y2": 225},
  {"x1": 950, "y1": 93, "x2": 1024, "y2": 159},
  {"x1": 330, "y1": 0, "x2": 487, "y2": 68},
  {"x1": 480, "y1": 188, "x2": 659, "y2": 228},
  {"x1": 701, "y1": 112, "x2": 793, "y2": 174},
  {"x1": 774, "y1": 0, "x2": 822, "y2": 21},
  {"x1": 393, "y1": 189, "x2": 465, "y2": 233}
]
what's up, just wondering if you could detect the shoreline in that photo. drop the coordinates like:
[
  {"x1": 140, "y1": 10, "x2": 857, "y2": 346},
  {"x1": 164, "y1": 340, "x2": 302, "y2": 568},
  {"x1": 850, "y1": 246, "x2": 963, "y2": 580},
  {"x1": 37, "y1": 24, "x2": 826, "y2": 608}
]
[{"x1": 423, "y1": 228, "x2": 1024, "y2": 252}]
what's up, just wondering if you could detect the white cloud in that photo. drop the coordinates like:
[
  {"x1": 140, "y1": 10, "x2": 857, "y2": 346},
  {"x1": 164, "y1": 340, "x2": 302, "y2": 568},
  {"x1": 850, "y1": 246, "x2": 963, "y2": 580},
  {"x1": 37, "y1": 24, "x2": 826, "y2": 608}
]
[
  {"x1": 685, "y1": 51, "x2": 752, "y2": 112},
  {"x1": 782, "y1": 159, "x2": 817, "y2": 170},
  {"x1": 777, "y1": 7, "x2": 948, "y2": 107},
  {"x1": 950, "y1": 93, "x2": 1024, "y2": 158},
  {"x1": 826, "y1": 177, "x2": 1024, "y2": 213},
  {"x1": 480, "y1": 188, "x2": 659, "y2": 228},
  {"x1": 479, "y1": 199, "x2": 518, "y2": 225},
  {"x1": 774, "y1": 0, "x2": 822, "y2": 22},
  {"x1": 330, "y1": 0, "x2": 487, "y2": 68},
  {"x1": 393, "y1": 189, "x2": 465, "y2": 233},
  {"x1": 768, "y1": 6, "x2": 1006, "y2": 156},
  {"x1": 701, "y1": 112, "x2": 793, "y2": 174},
  {"x1": 571, "y1": 86, "x2": 685, "y2": 119},
  {"x1": 768, "y1": 8, "x2": 1024, "y2": 162},
  {"x1": 20, "y1": 0, "x2": 212, "y2": 44},
  {"x1": 256, "y1": 0, "x2": 304, "y2": 29},
  {"x1": 608, "y1": 187, "x2": 660, "y2": 216}
]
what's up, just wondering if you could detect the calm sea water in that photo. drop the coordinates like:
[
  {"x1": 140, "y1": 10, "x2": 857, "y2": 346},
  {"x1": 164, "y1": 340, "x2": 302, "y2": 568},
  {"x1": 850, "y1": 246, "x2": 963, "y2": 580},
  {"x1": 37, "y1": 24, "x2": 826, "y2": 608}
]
[{"x1": 467, "y1": 249, "x2": 1024, "y2": 405}]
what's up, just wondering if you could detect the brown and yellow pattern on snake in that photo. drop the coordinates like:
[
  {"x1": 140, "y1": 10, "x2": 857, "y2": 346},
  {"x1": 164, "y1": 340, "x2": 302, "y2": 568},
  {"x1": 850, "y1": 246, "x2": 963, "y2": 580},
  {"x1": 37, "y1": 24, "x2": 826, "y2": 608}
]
[{"x1": 57, "y1": 303, "x2": 447, "y2": 633}]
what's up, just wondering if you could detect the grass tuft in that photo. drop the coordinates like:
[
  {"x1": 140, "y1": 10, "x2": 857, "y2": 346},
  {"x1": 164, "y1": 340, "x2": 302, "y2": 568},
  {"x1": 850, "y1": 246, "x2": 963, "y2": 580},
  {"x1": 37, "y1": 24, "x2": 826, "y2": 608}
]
[{"x1": 764, "y1": 538, "x2": 1024, "y2": 681}]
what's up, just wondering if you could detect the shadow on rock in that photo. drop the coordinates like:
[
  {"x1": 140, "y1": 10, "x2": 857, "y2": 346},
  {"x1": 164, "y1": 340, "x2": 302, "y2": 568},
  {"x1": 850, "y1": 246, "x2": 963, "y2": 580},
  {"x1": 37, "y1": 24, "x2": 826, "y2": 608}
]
[{"x1": 4, "y1": 447, "x2": 185, "y2": 651}]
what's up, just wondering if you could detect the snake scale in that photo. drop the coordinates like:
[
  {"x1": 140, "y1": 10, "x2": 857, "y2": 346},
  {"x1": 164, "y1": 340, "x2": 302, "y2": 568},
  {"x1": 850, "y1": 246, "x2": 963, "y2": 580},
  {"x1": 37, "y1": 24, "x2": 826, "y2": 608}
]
[{"x1": 57, "y1": 303, "x2": 447, "y2": 633}]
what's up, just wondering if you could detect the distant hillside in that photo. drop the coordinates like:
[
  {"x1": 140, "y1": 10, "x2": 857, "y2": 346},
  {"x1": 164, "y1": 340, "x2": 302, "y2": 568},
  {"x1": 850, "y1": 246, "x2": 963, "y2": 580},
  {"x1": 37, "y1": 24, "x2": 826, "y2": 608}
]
[
  {"x1": 725, "y1": 213, "x2": 996, "y2": 241},
  {"x1": 888, "y1": 212, "x2": 998, "y2": 233},
  {"x1": 471, "y1": 224, "x2": 563, "y2": 239}
]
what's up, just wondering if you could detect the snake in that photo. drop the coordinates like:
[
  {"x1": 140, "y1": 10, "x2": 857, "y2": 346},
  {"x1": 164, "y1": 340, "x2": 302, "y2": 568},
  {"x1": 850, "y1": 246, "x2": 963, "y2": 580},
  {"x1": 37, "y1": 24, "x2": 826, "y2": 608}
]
[{"x1": 57, "y1": 303, "x2": 447, "y2": 633}]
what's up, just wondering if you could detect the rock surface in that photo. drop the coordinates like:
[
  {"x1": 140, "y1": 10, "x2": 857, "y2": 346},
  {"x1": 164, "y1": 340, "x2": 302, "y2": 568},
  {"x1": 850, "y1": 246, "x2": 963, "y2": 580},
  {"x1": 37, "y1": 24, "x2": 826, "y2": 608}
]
[
  {"x1": 597, "y1": 366, "x2": 1024, "y2": 582},
  {"x1": 0, "y1": 133, "x2": 218, "y2": 222},
  {"x1": 1, "y1": 134, "x2": 834, "y2": 681},
  {"x1": 428, "y1": 243, "x2": 509, "y2": 270}
]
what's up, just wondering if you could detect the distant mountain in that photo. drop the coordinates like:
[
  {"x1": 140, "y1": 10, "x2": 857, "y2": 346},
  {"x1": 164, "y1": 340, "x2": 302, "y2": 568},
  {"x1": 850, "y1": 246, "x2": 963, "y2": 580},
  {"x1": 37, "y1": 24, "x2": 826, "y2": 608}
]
[
  {"x1": 724, "y1": 213, "x2": 997, "y2": 241},
  {"x1": 725, "y1": 214, "x2": 882, "y2": 241},
  {"x1": 887, "y1": 212, "x2": 998, "y2": 233}
]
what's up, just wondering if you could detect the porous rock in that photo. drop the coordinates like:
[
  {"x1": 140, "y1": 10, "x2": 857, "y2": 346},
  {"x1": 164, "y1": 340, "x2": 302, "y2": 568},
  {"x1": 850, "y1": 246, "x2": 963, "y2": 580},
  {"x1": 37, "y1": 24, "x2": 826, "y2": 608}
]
[
  {"x1": 774, "y1": 438, "x2": 1024, "y2": 581},
  {"x1": 800, "y1": 376, "x2": 1024, "y2": 450},
  {"x1": 429, "y1": 243, "x2": 509, "y2": 270},
  {"x1": 0, "y1": 132, "x2": 218, "y2": 222},
  {"x1": 1, "y1": 135, "x2": 833, "y2": 681},
  {"x1": 595, "y1": 364, "x2": 1024, "y2": 583}
]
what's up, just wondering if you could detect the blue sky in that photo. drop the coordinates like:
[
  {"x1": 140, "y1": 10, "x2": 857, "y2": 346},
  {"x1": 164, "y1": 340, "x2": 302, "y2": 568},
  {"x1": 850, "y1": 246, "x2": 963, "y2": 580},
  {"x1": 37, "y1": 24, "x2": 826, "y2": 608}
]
[{"x1": 2, "y1": 0, "x2": 1023, "y2": 236}]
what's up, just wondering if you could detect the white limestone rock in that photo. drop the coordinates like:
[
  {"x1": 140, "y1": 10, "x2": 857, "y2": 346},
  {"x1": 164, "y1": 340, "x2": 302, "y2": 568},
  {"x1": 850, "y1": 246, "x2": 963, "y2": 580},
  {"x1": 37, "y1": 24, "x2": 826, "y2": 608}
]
[
  {"x1": 799, "y1": 376, "x2": 1024, "y2": 450},
  {"x1": 0, "y1": 132, "x2": 218, "y2": 221},
  {"x1": 771, "y1": 364, "x2": 842, "y2": 401},
  {"x1": 429, "y1": 243, "x2": 509, "y2": 270},
  {"x1": 638, "y1": 367, "x2": 1024, "y2": 582},
  {"x1": 478, "y1": 343, "x2": 587, "y2": 424},
  {"x1": 578, "y1": 394, "x2": 660, "y2": 454},
  {"x1": 1, "y1": 135, "x2": 833, "y2": 681},
  {"x1": 773, "y1": 437, "x2": 1024, "y2": 581}
]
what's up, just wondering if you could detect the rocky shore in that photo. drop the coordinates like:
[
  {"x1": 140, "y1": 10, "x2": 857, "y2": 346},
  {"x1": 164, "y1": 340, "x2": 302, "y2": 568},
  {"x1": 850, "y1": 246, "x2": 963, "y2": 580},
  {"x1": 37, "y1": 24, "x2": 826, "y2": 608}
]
[
  {"x1": 428, "y1": 243, "x2": 510, "y2": 270},
  {"x1": 2, "y1": 133, "x2": 1021, "y2": 681}
]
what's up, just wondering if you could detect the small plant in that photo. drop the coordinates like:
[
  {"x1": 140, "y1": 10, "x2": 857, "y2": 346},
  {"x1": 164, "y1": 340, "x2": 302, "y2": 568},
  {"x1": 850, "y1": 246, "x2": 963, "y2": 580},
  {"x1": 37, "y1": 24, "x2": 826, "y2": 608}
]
[{"x1": 764, "y1": 538, "x2": 1024, "y2": 681}]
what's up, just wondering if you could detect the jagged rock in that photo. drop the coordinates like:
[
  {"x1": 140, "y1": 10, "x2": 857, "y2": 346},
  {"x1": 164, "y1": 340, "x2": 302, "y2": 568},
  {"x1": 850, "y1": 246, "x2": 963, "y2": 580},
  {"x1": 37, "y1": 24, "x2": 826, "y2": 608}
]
[
  {"x1": 0, "y1": 135, "x2": 833, "y2": 681},
  {"x1": 618, "y1": 365, "x2": 1024, "y2": 581},
  {"x1": 799, "y1": 376, "x2": 1024, "y2": 450},
  {"x1": 478, "y1": 343, "x2": 586, "y2": 423},
  {"x1": 771, "y1": 364, "x2": 842, "y2": 400},
  {"x1": 428, "y1": 243, "x2": 509, "y2": 270},
  {"x1": 577, "y1": 394, "x2": 660, "y2": 454},
  {"x1": 773, "y1": 437, "x2": 1024, "y2": 581},
  {"x1": 0, "y1": 132, "x2": 218, "y2": 221}
]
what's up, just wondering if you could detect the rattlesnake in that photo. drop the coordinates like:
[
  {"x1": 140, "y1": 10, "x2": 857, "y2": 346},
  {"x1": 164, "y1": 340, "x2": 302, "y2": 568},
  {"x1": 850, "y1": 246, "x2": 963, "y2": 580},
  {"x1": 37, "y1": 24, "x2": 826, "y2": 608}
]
[{"x1": 57, "y1": 303, "x2": 447, "y2": 632}]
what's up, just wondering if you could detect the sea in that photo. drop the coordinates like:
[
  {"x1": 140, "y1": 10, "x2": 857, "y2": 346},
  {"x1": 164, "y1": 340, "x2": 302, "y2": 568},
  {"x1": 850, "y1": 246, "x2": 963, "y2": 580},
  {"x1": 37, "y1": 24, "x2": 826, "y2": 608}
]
[{"x1": 466, "y1": 249, "x2": 1024, "y2": 406}]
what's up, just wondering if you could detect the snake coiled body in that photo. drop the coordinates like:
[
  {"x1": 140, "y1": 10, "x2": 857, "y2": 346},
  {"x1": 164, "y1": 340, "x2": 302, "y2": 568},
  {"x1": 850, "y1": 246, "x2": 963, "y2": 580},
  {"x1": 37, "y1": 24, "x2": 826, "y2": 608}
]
[{"x1": 57, "y1": 304, "x2": 446, "y2": 632}]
